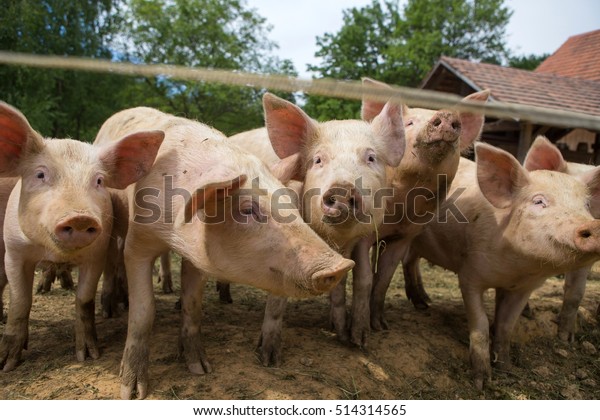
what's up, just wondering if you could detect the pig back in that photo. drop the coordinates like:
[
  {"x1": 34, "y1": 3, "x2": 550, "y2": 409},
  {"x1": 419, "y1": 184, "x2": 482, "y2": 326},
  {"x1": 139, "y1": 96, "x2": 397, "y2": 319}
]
[{"x1": 228, "y1": 128, "x2": 280, "y2": 167}]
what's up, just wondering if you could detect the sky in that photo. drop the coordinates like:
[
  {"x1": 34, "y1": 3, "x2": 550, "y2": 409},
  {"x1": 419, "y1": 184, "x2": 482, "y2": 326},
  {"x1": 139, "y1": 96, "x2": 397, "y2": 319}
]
[{"x1": 247, "y1": 0, "x2": 600, "y2": 79}]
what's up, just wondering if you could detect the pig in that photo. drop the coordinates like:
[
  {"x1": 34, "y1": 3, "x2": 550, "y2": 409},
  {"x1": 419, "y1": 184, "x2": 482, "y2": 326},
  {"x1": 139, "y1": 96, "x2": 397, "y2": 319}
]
[
  {"x1": 402, "y1": 142, "x2": 600, "y2": 389},
  {"x1": 400, "y1": 135, "x2": 600, "y2": 343},
  {"x1": 359, "y1": 78, "x2": 489, "y2": 338},
  {"x1": 227, "y1": 91, "x2": 406, "y2": 366},
  {"x1": 36, "y1": 262, "x2": 75, "y2": 293},
  {"x1": 93, "y1": 106, "x2": 354, "y2": 399},
  {"x1": 0, "y1": 101, "x2": 165, "y2": 371},
  {"x1": 522, "y1": 136, "x2": 599, "y2": 342}
]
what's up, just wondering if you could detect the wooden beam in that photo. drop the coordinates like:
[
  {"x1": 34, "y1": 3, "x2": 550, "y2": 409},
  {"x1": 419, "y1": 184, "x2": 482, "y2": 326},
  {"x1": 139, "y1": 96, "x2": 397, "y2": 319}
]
[
  {"x1": 483, "y1": 119, "x2": 521, "y2": 132},
  {"x1": 517, "y1": 122, "x2": 533, "y2": 163}
]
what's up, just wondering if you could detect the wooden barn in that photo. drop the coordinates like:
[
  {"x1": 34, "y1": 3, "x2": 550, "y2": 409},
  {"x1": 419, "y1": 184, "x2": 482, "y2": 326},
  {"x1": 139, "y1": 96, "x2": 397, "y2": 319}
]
[{"x1": 420, "y1": 29, "x2": 600, "y2": 164}]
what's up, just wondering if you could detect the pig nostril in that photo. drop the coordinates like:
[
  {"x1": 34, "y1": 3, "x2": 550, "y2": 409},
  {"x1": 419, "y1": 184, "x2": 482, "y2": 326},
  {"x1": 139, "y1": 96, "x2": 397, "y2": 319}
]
[
  {"x1": 349, "y1": 197, "x2": 355, "y2": 208},
  {"x1": 62, "y1": 227, "x2": 73, "y2": 235},
  {"x1": 87, "y1": 227, "x2": 97, "y2": 234},
  {"x1": 324, "y1": 196, "x2": 336, "y2": 207},
  {"x1": 580, "y1": 230, "x2": 592, "y2": 239},
  {"x1": 452, "y1": 121, "x2": 461, "y2": 130},
  {"x1": 433, "y1": 118, "x2": 442, "y2": 127}
]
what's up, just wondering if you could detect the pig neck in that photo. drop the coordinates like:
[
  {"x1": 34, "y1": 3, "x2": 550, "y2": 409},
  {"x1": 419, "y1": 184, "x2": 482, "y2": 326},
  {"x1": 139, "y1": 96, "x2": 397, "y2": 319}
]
[{"x1": 382, "y1": 146, "x2": 460, "y2": 230}]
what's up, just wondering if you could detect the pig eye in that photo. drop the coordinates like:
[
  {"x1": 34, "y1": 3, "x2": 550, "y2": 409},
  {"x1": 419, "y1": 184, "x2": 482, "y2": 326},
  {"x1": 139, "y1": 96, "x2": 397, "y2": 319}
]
[
  {"x1": 367, "y1": 153, "x2": 376, "y2": 164},
  {"x1": 532, "y1": 195, "x2": 547, "y2": 208},
  {"x1": 314, "y1": 156, "x2": 322, "y2": 165},
  {"x1": 240, "y1": 201, "x2": 259, "y2": 219},
  {"x1": 34, "y1": 167, "x2": 48, "y2": 182},
  {"x1": 406, "y1": 120, "x2": 414, "y2": 127},
  {"x1": 95, "y1": 175, "x2": 104, "y2": 187}
]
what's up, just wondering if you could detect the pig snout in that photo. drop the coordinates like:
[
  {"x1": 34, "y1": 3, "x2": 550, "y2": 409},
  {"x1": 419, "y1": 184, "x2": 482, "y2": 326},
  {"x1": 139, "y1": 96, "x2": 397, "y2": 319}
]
[
  {"x1": 311, "y1": 258, "x2": 355, "y2": 293},
  {"x1": 574, "y1": 221, "x2": 600, "y2": 254},
  {"x1": 54, "y1": 215, "x2": 102, "y2": 250},
  {"x1": 426, "y1": 111, "x2": 461, "y2": 143},
  {"x1": 321, "y1": 184, "x2": 363, "y2": 219}
]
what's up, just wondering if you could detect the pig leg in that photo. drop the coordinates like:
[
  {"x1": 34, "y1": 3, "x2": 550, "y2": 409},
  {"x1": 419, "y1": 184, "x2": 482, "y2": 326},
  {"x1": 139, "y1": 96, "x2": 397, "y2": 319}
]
[
  {"x1": 558, "y1": 266, "x2": 590, "y2": 342},
  {"x1": 329, "y1": 275, "x2": 348, "y2": 342},
  {"x1": 75, "y1": 262, "x2": 104, "y2": 361},
  {"x1": 216, "y1": 281, "x2": 233, "y2": 304},
  {"x1": 350, "y1": 238, "x2": 373, "y2": 347},
  {"x1": 370, "y1": 239, "x2": 406, "y2": 331},
  {"x1": 257, "y1": 294, "x2": 287, "y2": 367},
  {"x1": 459, "y1": 278, "x2": 491, "y2": 391},
  {"x1": 120, "y1": 239, "x2": 161, "y2": 400},
  {"x1": 158, "y1": 252, "x2": 173, "y2": 294},
  {"x1": 0, "y1": 268, "x2": 7, "y2": 322},
  {"x1": 0, "y1": 255, "x2": 36, "y2": 372},
  {"x1": 178, "y1": 257, "x2": 211, "y2": 374},
  {"x1": 101, "y1": 235, "x2": 121, "y2": 318},
  {"x1": 491, "y1": 288, "x2": 534, "y2": 371},
  {"x1": 57, "y1": 265, "x2": 74, "y2": 290},
  {"x1": 37, "y1": 264, "x2": 56, "y2": 293}
]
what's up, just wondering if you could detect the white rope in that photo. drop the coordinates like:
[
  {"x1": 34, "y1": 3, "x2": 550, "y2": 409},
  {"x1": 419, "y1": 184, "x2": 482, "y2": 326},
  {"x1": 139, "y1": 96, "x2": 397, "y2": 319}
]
[{"x1": 1, "y1": 51, "x2": 599, "y2": 131}]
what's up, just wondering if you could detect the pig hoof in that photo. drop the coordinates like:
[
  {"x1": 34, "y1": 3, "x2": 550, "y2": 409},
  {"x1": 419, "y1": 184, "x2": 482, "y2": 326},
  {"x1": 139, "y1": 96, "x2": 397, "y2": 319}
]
[
  {"x1": 188, "y1": 361, "x2": 212, "y2": 375},
  {"x1": 89, "y1": 346, "x2": 100, "y2": 360},
  {"x1": 474, "y1": 378, "x2": 484, "y2": 392},
  {"x1": 557, "y1": 329, "x2": 575, "y2": 343},
  {"x1": 411, "y1": 300, "x2": 430, "y2": 311}
]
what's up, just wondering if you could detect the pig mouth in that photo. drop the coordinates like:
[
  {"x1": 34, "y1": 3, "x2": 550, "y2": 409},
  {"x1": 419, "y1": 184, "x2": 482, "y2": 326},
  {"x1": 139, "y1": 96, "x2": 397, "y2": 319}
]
[
  {"x1": 414, "y1": 139, "x2": 457, "y2": 164},
  {"x1": 321, "y1": 210, "x2": 371, "y2": 227}
]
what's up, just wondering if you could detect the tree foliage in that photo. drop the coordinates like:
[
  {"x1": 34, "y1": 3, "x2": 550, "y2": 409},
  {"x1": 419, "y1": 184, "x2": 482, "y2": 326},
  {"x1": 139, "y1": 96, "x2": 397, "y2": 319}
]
[
  {"x1": 305, "y1": 0, "x2": 513, "y2": 120},
  {"x1": 120, "y1": 0, "x2": 297, "y2": 135},
  {"x1": 0, "y1": 0, "x2": 297, "y2": 139},
  {"x1": 509, "y1": 53, "x2": 550, "y2": 71},
  {"x1": 0, "y1": 0, "x2": 128, "y2": 140}
]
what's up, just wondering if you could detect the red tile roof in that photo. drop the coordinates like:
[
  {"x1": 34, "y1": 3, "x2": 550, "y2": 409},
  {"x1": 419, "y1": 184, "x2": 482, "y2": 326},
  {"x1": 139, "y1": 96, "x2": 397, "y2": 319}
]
[
  {"x1": 535, "y1": 29, "x2": 600, "y2": 82},
  {"x1": 429, "y1": 56, "x2": 600, "y2": 118}
]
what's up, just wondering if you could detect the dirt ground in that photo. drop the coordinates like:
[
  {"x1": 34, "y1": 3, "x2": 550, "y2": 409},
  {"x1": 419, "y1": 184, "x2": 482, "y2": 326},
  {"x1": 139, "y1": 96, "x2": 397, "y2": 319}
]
[{"x1": 0, "y1": 256, "x2": 599, "y2": 400}]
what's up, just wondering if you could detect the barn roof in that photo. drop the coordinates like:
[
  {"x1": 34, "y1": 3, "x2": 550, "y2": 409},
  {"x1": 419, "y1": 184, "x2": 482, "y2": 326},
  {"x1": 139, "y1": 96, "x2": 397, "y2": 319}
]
[
  {"x1": 535, "y1": 29, "x2": 600, "y2": 82},
  {"x1": 420, "y1": 56, "x2": 600, "y2": 118}
]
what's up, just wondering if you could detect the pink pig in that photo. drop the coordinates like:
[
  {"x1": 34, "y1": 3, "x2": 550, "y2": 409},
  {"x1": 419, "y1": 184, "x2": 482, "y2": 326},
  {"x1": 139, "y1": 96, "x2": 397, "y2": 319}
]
[{"x1": 0, "y1": 101, "x2": 164, "y2": 371}]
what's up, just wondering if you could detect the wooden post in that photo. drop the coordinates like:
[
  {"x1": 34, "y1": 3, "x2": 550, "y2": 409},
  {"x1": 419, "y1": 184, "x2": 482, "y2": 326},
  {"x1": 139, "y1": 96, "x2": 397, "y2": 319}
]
[{"x1": 517, "y1": 122, "x2": 533, "y2": 163}]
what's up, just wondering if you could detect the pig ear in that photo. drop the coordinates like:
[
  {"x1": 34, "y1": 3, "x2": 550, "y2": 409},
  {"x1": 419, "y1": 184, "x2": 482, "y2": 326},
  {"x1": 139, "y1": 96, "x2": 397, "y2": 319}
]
[
  {"x1": 263, "y1": 93, "x2": 318, "y2": 159},
  {"x1": 458, "y1": 90, "x2": 489, "y2": 151},
  {"x1": 270, "y1": 153, "x2": 303, "y2": 184},
  {"x1": 579, "y1": 168, "x2": 600, "y2": 218},
  {"x1": 184, "y1": 175, "x2": 247, "y2": 223},
  {"x1": 370, "y1": 102, "x2": 406, "y2": 167},
  {"x1": 361, "y1": 77, "x2": 389, "y2": 122},
  {"x1": 476, "y1": 142, "x2": 530, "y2": 209},
  {"x1": 0, "y1": 101, "x2": 45, "y2": 175},
  {"x1": 100, "y1": 130, "x2": 165, "y2": 189},
  {"x1": 360, "y1": 77, "x2": 410, "y2": 123},
  {"x1": 523, "y1": 136, "x2": 567, "y2": 172}
]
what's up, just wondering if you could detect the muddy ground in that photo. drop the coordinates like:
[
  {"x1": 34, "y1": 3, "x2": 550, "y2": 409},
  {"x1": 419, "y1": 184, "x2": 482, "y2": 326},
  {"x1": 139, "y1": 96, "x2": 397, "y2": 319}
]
[{"x1": 0, "y1": 256, "x2": 599, "y2": 400}]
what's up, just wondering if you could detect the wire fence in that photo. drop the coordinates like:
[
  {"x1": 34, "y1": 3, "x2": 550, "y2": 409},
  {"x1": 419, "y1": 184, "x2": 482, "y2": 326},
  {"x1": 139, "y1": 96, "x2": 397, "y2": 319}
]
[{"x1": 1, "y1": 50, "x2": 599, "y2": 132}]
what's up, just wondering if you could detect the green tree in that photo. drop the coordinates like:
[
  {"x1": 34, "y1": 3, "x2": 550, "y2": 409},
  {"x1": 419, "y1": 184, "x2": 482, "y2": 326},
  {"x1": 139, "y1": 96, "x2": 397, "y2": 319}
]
[
  {"x1": 305, "y1": 0, "x2": 513, "y2": 120},
  {"x1": 0, "y1": 0, "x2": 129, "y2": 141},
  {"x1": 122, "y1": 0, "x2": 297, "y2": 135}
]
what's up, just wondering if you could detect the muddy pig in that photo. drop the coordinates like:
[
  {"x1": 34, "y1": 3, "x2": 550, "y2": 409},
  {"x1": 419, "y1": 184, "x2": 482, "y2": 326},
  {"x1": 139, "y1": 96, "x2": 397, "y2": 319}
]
[
  {"x1": 0, "y1": 101, "x2": 164, "y2": 371},
  {"x1": 93, "y1": 106, "x2": 354, "y2": 399},
  {"x1": 403, "y1": 142, "x2": 600, "y2": 389},
  {"x1": 360, "y1": 78, "x2": 488, "y2": 340},
  {"x1": 227, "y1": 91, "x2": 406, "y2": 365}
]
